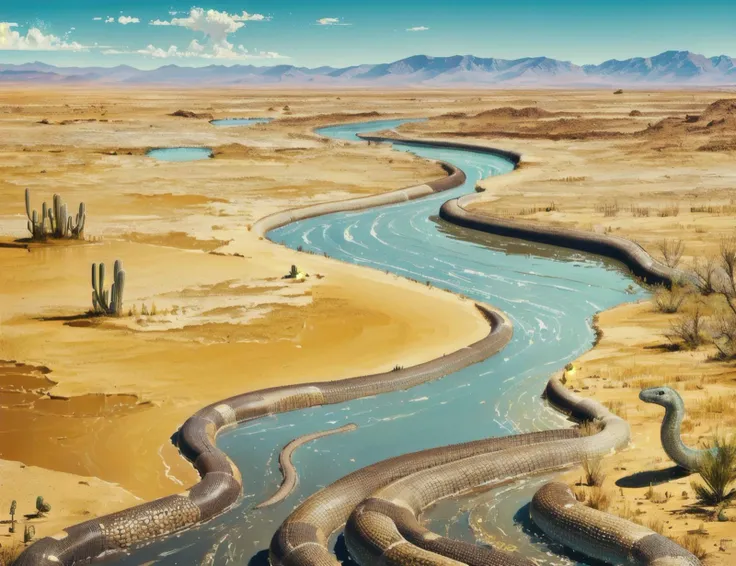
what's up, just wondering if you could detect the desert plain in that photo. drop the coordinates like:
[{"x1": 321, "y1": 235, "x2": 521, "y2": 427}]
[{"x1": 1, "y1": 86, "x2": 736, "y2": 564}]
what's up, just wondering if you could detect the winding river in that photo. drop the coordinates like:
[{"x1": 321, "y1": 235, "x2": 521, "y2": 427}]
[{"x1": 112, "y1": 119, "x2": 645, "y2": 565}]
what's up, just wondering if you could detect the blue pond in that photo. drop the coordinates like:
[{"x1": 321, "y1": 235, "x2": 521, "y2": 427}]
[
  {"x1": 114, "y1": 119, "x2": 646, "y2": 566},
  {"x1": 210, "y1": 117, "x2": 273, "y2": 127},
  {"x1": 147, "y1": 147, "x2": 213, "y2": 162}
]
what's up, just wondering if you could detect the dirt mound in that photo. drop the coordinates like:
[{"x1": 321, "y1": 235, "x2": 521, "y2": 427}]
[
  {"x1": 700, "y1": 99, "x2": 736, "y2": 121},
  {"x1": 473, "y1": 106, "x2": 557, "y2": 119},
  {"x1": 169, "y1": 109, "x2": 214, "y2": 120}
]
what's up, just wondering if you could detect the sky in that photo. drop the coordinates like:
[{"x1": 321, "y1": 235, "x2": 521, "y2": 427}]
[{"x1": 0, "y1": 1, "x2": 735, "y2": 69}]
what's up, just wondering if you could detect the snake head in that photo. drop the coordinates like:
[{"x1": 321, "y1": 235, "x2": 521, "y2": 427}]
[{"x1": 639, "y1": 386, "x2": 681, "y2": 408}]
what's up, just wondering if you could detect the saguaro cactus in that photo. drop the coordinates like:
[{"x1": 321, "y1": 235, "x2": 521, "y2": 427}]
[
  {"x1": 9, "y1": 499, "x2": 16, "y2": 533},
  {"x1": 91, "y1": 260, "x2": 126, "y2": 316},
  {"x1": 24, "y1": 188, "x2": 86, "y2": 240}
]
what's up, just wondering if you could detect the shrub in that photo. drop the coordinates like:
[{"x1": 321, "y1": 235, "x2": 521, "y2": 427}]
[
  {"x1": 665, "y1": 306, "x2": 705, "y2": 350},
  {"x1": 692, "y1": 435, "x2": 736, "y2": 506},
  {"x1": 711, "y1": 313, "x2": 736, "y2": 359},
  {"x1": 657, "y1": 238, "x2": 685, "y2": 268},
  {"x1": 587, "y1": 487, "x2": 611, "y2": 511},
  {"x1": 692, "y1": 256, "x2": 718, "y2": 295},
  {"x1": 679, "y1": 534, "x2": 707, "y2": 559},
  {"x1": 582, "y1": 455, "x2": 605, "y2": 487},
  {"x1": 653, "y1": 284, "x2": 688, "y2": 313}
]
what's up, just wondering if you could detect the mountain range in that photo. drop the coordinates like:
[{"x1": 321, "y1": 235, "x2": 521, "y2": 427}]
[{"x1": 2, "y1": 51, "x2": 736, "y2": 86}]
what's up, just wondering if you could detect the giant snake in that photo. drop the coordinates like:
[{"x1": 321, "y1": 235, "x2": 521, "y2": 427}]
[
  {"x1": 640, "y1": 386, "x2": 718, "y2": 472},
  {"x1": 16, "y1": 129, "x2": 701, "y2": 566}
]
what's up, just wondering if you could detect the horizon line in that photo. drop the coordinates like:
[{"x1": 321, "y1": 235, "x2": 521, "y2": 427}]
[{"x1": 3, "y1": 48, "x2": 734, "y2": 71}]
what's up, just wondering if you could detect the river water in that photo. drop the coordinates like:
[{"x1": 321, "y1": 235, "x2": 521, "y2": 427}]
[{"x1": 113, "y1": 119, "x2": 643, "y2": 566}]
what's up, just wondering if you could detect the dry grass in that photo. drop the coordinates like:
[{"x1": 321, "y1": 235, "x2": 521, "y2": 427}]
[
  {"x1": 578, "y1": 419, "x2": 604, "y2": 437},
  {"x1": 582, "y1": 456, "x2": 606, "y2": 487},
  {"x1": 691, "y1": 435, "x2": 736, "y2": 506},
  {"x1": 653, "y1": 284, "x2": 689, "y2": 313},
  {"x1": 665, "y1": 306, "x2": 706, "y2": 350},
  {"x1": 691, "y1": 394, "x2": 736, "y2": 420},
  {"x1": 647, "y1": 517, "x2": 666, "y2": 535},
  {"x1": 0, "y1": 541, "x2": 23, "y2": 566},
  {"x1": 645, "y1": 484, "x2": 671, "y2": 504},
  {"x1": 656, "y1": 238, "x2": 685, "y2": 268},
  {"x1": 657, "y1": 204, "x2": 680, "y2": 218},
  {"x1": 604, "y1": 400, "x2": 628, "y2": 419},
  {"x1": 587, "y1": 487, "x2": 612, "y2": 511},
  {"x1": 679, "y1": 534, "x2": 708, "y2": 559},
  {"x1": 595, "y1": 200, "x2": 620, "y2": 217},
  {"x1": 631, "y1": 204, "x2": 651, "y2": 217}
]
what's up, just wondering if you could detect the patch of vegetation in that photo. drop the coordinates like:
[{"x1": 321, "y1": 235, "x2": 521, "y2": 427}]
[
  {"x1": 653, "y1": 284, "x2": 689, "y2": 313},
  {"x1": 691, "y1": 435, "x2": 736, "y2": 506},
  {"x1": 581, "y1": 455, "x2": 605, "y2": 487},
  {"x1": 91, "y1": 260, "x2": 126, "y2": 316},
  {"x1": 24, "y1": 188, "x2": 86, "y2": 241},
  {"x1": 656, "y1": 238, "x2": 684, "y2": 268},
  {"x1": 665, "y1": 306, "x2": 706, "y2": 350}
]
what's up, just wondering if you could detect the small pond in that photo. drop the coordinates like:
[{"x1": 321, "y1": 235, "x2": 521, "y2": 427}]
[
  {"x1": 147, "y1": 147, "x2": 213, "y2": 162},
  {"x1": 210, "y1": 117, "x2": 273, "y2": 127}
]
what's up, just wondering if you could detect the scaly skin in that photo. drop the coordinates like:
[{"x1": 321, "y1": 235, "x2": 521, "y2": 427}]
[{"x1": 639, "y1": 386, "x2": 717, "y2": 471}]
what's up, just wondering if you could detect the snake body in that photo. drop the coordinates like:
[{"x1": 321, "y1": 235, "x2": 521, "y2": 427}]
[
  {"x1": 271, "y1": 376, "x2": 626, "y2": 566},
  {"x1": 639, "y1": 386, "x2": 717, "y2": 471},
  {"x1": 258, "y1": 423, "x2": 359, "y2": 509},
  {"x1": 531, "y1": 482, "x2": 701, "y2": 565}
]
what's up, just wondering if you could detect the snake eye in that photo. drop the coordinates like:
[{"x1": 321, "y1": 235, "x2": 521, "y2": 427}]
[{"x1": 657, "y1": 390, "x2": 665, "y2": 396}]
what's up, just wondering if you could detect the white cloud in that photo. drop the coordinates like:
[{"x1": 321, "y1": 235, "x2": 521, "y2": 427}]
[
  {"x1": 0, "y1": 22, "x2": 85, "y2": 51},
  {"x1": 149, "y1": 8, "x2": 269, "y2": 39},
  {"x1": 104, "y1": 39, "x2": 287, "y2": 61},
  {"x1": 93, "y1": 17, "x2": 102, "y2": 21},
  {"x1": 136, "y1": 8, "x2": 275, "y2": 61},
  {"x1": 105, "y1": 17, "x2": 115, "y2": 23},
  {"x1": 118, "y1": 16, "x2": 140, "y2": 25},
  {"x1": 316, "y1": 17, "x2": 351, "y2": 26},
  {"x1": 407, "y1": 26, "x2": 429, "y2": 32}
]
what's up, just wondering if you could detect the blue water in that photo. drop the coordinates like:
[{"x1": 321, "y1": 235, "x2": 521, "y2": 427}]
[
  {"x1": 210, "y1": 117, "x2": 273, "y2": 127},
  {"x1": 147, "y1": 147, "x2": 213, "y2": 162},
  {"x1": 114, "y1": 119, "x2": 645, "y2": 566}
]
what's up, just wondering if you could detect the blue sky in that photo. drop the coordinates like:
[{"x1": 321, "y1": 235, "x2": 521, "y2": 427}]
[{"x1": 0, "y1": 1, "x2": 734, "y2": 69}]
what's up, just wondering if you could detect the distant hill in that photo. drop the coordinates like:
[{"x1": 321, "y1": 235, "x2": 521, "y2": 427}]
[{"x1": 2, "y1": 51, "x2": 735, "y2": 86}]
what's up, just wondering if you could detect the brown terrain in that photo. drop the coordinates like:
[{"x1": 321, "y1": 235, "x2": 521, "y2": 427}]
[{"x1": 1, "y1": 87, "x2": 736, "y2": 563}]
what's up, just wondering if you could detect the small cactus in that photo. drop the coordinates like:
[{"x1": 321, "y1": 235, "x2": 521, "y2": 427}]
[
  {"x1": 35, "y1": 496, "x2": 51, "y2": 516},
  {"x1": 9, "y1": 500, "x2": 16, "y2": 533},
  {"x1": 283, "y1": 264, "x2": 300, "y2": 279},
  {"x1": 91, "y1": 260, "x2": 125, "y2": 316},
  {"x1": 24, "y1": 524, "x2": 35, "y2": 543},
  {"x1": 24, "y1": 188, "x2": 85, "y2": 240}
]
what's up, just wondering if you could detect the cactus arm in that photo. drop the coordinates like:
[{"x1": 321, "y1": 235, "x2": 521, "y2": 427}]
[
  {"x1": 24, "y1": 189, "x2": 32, "y2": 220},
  {"x1": 115, "y1": 269, "x2": 125, "y2": 314},
  {"x1": 99, "y1": 263, "x2": 105, "y2": 297}
]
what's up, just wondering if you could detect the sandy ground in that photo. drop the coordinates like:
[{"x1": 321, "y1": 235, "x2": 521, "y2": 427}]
[
  {"x1": 396, "y1": 90, "x2": 736, "y2": 564},
  {"x1": 0, "y1": 87, "x2": 493, "y2": 551}
]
